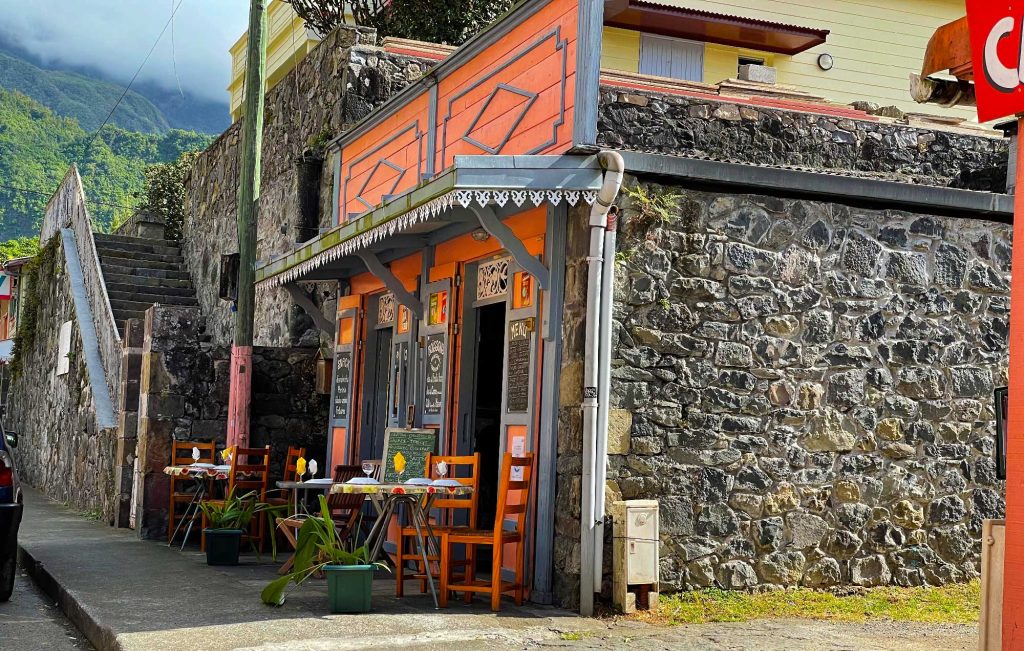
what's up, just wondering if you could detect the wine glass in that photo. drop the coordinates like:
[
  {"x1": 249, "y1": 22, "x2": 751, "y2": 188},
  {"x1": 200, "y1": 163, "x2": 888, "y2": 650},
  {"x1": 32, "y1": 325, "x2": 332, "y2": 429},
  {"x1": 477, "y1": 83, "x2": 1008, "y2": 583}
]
[
  {"x1": 309, "y1": 459, "x2": 318, "y2": 479},
  {"x1": 435, "y1": 460, "x2": 448, "y2": 482},
  {"x1": 362, "y1": 461, "x2": 375, "y2": 480}
]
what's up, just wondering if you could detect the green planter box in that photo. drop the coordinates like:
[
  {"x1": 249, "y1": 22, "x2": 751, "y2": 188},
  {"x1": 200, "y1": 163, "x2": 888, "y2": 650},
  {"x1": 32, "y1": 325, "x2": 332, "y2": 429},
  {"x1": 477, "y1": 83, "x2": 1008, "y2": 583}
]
[
  {"x1": 325, "y1": 564, "x2": 374, "y2": 613},
  {"x1": 203, "y1": 529, "x2": 243, "y2": 566}
]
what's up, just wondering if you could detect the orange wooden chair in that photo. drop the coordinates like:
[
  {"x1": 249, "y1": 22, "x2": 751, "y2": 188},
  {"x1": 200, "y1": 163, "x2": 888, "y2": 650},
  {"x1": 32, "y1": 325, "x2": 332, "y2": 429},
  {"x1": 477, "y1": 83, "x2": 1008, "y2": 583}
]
[
  {"x1": 201, "y1": 445, "x2": 271, "y2": 552},
  {"x1": 167, "y1": 440, "x2": 216, "y2": 542},
  {"x1": 440, "y1": 453, "x2": 533, "y2": 610},
  {"x1": 395, "y1": 453, "x2": 480, "y2": 597},
  {"x1": 265, "y1": 445, "x2": 306, "y2": 509}
]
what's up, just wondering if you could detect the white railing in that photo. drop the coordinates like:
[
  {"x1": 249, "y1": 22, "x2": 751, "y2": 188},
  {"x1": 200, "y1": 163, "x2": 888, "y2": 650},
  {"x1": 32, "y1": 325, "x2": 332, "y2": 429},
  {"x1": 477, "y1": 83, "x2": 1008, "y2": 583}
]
[{"x1": 41, "y1": 166, "x2": 123, "y2": 402}]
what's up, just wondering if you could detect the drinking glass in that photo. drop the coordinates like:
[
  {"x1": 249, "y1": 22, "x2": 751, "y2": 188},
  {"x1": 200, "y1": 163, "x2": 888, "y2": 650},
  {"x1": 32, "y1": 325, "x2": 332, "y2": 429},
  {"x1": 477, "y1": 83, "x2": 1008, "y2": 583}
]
[{"x1": 362, "y1": 461, "x2": 375, "y2": 479}]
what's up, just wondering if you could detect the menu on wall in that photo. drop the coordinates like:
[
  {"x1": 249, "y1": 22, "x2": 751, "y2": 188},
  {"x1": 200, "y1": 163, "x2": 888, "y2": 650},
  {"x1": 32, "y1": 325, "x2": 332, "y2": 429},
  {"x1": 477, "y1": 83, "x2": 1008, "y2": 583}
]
[
  {"x1": 333, "y1": 351, "x2": 352, "y2": 420},
  {"x1": 506, "y1": 319, "x2": 532, "y2": 413},
  {"x1": 423, "y1": 334, "x2": 446, "y2": 416}
]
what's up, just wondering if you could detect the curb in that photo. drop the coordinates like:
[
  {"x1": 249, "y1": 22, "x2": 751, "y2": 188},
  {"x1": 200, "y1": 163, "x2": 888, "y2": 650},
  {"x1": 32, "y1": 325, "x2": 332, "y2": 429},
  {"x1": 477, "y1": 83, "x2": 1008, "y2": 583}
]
[{"x1": 18, "y1": 543, "x2": 121, "y2": 651}]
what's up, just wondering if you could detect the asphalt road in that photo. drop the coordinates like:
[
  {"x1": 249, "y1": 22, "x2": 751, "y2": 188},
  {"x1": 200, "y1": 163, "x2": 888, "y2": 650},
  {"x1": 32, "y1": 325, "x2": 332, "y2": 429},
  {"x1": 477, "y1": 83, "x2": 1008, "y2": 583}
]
[{"x1": 0, "y1": 567, "x2": 92, "y2": 650}]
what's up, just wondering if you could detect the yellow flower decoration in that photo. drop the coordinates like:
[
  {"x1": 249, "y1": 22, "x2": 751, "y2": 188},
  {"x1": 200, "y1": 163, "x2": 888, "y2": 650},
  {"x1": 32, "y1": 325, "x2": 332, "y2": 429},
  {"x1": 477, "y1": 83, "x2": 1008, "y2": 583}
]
[
  {"x1": 295, "y1": 457, "x2": 307, "y2": 477},
  {"x1": 221, "y1": 446, "x2": 234, "y2": 463},
  {"x1": 393, "y1": 452, "x2": 406, "y2": 475}
]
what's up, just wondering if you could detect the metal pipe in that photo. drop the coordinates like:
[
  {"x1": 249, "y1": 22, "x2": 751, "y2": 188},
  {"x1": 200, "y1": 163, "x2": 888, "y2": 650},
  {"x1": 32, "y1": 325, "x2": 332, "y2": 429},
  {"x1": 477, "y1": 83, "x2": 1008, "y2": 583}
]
[{"x1": 580, "y1": 150, "x2": 624, "y2": 616}]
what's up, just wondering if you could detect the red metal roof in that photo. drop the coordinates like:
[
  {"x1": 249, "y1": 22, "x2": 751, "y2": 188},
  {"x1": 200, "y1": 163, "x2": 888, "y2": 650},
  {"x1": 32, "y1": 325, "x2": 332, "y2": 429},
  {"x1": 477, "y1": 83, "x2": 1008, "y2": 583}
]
[{"x1": 605, "y1": 0, "x2": 829, "y2": 56}]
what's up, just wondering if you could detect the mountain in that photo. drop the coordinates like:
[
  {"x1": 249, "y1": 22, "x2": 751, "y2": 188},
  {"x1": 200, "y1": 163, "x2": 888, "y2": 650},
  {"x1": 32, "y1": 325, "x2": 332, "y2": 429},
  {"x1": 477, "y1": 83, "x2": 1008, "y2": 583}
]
[
  {"x1": 0, "y1": 89, "x2": 213, "y2": 240},
  {"x1": 0, "y1": 41, "x2": 230, "y2": 135}
]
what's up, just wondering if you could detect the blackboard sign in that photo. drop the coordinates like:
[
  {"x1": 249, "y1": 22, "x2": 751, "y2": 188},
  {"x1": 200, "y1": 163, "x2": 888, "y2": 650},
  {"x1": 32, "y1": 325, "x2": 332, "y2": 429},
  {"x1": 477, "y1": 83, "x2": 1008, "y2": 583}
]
[
  {"x1": 506, "y1": 319, "x2": 532, "y2": 412},
  {"x1": 424, "y1": 334, "x2": 445, "y2": 416},
  {"x1": 381, "y1": 428, "x2": 436, "y2": 483},
  {"x1": 333, "y1": 351, "x2": 352, "y2": 419}
]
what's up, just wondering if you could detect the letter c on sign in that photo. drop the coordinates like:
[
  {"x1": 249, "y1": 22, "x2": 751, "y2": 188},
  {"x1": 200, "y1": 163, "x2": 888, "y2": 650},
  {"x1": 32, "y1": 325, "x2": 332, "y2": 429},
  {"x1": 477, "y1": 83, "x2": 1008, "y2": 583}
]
[{"x1": 985, "y1": 16, "x2": 1020, "y2": 92}]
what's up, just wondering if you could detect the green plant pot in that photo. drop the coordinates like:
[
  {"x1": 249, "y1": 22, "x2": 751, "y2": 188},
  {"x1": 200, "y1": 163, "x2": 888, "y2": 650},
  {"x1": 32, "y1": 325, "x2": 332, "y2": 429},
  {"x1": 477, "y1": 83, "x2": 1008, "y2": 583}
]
[
  {"x1": 325, "y1": 564, "x2": 374, "y2": 613},
  {"x1": 204, "y1": 529, "x2": 243, "y2": 566}
]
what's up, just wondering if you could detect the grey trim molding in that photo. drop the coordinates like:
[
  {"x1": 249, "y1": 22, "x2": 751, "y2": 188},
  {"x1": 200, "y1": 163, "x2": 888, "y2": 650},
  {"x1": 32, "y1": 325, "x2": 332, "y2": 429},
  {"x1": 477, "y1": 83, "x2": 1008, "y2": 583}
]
[
  {"x1": 573, "y1": 0, "x2": 603, "y2": 145},
  {"x1": 471, "y1": 205, "x2": 551, "y2": 289},
  {"x1": 620, "y1": 151, "x2": 1015, "y2": 221},
  {"x1": 60, "y1": 229, "x2": 117, "y2": 430},
  {"x1": 355, "y1": 251, "x2": 425, "y2": 319}
]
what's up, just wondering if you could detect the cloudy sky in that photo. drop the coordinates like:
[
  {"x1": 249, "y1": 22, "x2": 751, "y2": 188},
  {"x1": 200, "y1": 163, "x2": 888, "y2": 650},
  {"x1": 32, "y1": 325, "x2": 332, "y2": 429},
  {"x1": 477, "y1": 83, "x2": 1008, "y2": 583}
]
[{"x1": 0, "y1": 0, "x2": 251, "y2": 103}]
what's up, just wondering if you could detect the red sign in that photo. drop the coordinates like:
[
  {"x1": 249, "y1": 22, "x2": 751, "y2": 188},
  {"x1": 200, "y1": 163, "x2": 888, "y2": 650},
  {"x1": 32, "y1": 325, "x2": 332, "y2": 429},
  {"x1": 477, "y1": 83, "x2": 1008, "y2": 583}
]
[{"x1": 968, "y1": 1, "x2": 1024, "y2": 121}]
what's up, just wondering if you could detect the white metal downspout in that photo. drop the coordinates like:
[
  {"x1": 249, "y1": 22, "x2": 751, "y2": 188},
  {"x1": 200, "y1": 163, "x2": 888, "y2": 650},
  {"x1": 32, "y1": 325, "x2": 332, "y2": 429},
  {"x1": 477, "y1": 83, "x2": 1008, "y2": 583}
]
[{"x1": 580, "y1": 150, "x2": 624, "y2": 616}]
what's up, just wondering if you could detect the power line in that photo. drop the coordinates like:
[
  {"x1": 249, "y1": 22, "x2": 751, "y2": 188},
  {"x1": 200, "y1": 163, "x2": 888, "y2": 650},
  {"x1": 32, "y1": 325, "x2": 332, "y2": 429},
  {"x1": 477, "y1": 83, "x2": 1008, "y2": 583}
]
[
  {"x1": 0, "y1": 183, "x2": 136, "y2": 211},
  {"x1": 83, "y1": 0, "x2": 187, "y2": 158}
]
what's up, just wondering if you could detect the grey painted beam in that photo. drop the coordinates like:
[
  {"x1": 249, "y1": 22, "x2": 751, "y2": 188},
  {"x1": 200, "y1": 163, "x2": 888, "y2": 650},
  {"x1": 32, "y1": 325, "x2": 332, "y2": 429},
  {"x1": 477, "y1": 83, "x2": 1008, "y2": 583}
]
[
  {"x1": 621, "y1": 151, "x2": 1014, "y2": 221},
  {"x1": 355, "y1": 251, "x2": 424, "y2": 319},
  {"x1": 470, "y1": 205, "x2": 551, "y2": 289},
  {"x1": 60, "y1": 229, "x2": 117, "y2": 429},
  {"x1": 283, "y1": 283, "x2": 335, "y2": 337}
]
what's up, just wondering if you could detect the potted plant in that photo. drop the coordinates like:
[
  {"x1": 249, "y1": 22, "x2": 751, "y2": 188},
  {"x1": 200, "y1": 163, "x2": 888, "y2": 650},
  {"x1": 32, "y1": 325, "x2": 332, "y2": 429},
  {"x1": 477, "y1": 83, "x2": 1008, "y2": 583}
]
[
  {"x1": 199, "y1": 489, "x2": 262, "y2": 566},
  {"x1": 261, "y1": 495, "x2": 385, "y2": 613}
]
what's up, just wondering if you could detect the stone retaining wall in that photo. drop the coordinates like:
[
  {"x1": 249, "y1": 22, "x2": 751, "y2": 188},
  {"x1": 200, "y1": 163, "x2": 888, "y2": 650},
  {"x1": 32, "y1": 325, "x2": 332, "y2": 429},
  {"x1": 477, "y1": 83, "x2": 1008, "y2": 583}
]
[
  {"x1": 182, "y1": 26, "x2": 438, "y2": 348},
  {"x1": 596, "y1": 87, "x2": 1008, "y2": 191}
]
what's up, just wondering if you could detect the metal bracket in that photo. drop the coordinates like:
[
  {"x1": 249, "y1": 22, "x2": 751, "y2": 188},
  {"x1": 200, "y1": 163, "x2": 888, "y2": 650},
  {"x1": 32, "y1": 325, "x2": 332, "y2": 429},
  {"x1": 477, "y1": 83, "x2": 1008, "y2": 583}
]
[
  {"x1": 283, "y1": 283, "x2": 336, "y2": 337},
  {"x1": 470, "y1": 205, "x2": 550, "y2": 289},
  {"x1": 355, "y1": 251, "x2": 425, "y2": 320}
]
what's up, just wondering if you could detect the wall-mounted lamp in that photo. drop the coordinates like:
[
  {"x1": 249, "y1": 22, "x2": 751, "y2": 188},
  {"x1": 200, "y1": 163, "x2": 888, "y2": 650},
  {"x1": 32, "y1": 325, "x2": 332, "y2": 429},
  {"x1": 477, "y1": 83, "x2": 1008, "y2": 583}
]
[
  {"x1": 471, "y1": 228, "x2": 491, "y2": 242},
  {"x1": 817, "y1": 53, "x2": 834, "y2": 71}
]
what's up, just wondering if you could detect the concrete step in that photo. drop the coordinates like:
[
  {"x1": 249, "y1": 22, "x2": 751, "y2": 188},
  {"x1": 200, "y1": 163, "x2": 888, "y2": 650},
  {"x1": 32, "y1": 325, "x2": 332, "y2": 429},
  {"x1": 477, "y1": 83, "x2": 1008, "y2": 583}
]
[
  {"x1": 107, "y1": 290, "x2": 197, "y2": 306},
  {"x1": 105, "y1": 281, "x2": 195, "y2": 297},
  {"x1": 97, "y1": 254, "x2": 185, "y2": 271},
  {"x1": 92, "y1": 238, "x2": 182, "y2": 257},
  {"x1": 101, "y1": 264, "x2": 191, "y2": 281},
  {"x1": 109, "y1": 298, "x2": 193, "y2": 315},
  {"x1": 95, "y1": 248, "x2": 184, "y2": 264},
  {"x1": 103, "y1": 273, "x2": 193, "y2": 290},
  {"x1": 112, "y1": 311, "x2": 148, "y2": 325},
  {"x1": 93, "y1": 233, "x2": 178, "y2": 248}
]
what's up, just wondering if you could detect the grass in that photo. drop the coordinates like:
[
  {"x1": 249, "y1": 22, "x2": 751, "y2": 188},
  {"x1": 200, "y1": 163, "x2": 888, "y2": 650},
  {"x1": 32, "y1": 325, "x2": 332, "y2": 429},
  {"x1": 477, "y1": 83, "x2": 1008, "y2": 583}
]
[{"x1": 638, "y1": 582, "x2": 980, "y2": 626}]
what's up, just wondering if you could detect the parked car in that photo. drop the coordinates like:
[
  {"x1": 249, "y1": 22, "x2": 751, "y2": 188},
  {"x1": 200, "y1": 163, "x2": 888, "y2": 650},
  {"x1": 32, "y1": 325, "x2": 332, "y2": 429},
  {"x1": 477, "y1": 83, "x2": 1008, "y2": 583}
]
[{"x1": 0, "y1": 418, "x2": 22, "y2": 601}]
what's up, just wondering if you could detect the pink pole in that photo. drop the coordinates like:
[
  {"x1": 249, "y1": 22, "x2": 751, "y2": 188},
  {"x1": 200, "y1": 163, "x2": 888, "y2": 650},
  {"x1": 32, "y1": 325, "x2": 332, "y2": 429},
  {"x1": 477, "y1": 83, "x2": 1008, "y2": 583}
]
[{"x1": 226, "y1": 345, "x2": 252, "y2": 449}]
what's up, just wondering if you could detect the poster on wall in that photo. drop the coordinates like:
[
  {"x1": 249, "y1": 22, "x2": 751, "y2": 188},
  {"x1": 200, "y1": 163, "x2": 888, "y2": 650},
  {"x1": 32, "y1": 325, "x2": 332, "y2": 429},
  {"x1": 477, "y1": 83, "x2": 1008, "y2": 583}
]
[
  {"x1": 506, "y1": 318, "x2": 532, "y2": 413},
  {"x1": 424, "y1": 334, "x2": 445, "y2": 415},
  {"x1": 333, "y1": 351, "x2": 352, "y2": 419}
]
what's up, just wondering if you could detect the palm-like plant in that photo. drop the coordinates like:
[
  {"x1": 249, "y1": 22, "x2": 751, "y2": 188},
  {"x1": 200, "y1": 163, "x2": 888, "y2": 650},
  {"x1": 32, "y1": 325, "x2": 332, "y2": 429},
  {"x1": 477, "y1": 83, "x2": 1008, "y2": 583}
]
[
  {"x1": 199, "y1": 488, "x2": 263, "y2": 530},
  {"x1": 261, "y1": 495, "x2": 386, "y2": 606}
]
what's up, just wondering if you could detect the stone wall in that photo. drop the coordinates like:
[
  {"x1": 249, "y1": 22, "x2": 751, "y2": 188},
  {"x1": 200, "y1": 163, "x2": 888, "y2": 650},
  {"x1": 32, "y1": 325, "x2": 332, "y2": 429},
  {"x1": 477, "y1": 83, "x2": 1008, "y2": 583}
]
[
  {"x1": 7, "y1": 240, "x2": 119, "y2": 521},
  {"x1": 596, "y1": 87, "x2": 1008, "y2": 191},
  {"x1": 579, "y1": 180, "x2": 1009, "y2": 595},
  {"x1": 182, "y1": 26, "x2": 438, "y2": 348},
  {"x1": 134, "y1": 305, "x2": 329, "y2": 539}
]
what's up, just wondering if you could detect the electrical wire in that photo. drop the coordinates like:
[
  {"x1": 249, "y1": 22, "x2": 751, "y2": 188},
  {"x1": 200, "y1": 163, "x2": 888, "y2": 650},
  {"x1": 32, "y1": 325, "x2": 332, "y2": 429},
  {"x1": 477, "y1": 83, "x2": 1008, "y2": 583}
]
[
  {"x1": 0, "y1": 183, "x2": 135, "y2": 211},
  {"x1": 82, "y1": 0, "x2": 187, "y2": 158},
  {"x1": 171, "y1": 0, "x2": 184, "y2": 98}
]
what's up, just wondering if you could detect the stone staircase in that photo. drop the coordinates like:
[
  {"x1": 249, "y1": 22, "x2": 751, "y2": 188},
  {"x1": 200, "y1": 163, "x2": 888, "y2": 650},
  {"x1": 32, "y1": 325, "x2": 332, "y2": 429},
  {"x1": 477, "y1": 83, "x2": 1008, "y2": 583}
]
[{"x1": 93, "y1": 233, "x2": 198, "y2": 333}]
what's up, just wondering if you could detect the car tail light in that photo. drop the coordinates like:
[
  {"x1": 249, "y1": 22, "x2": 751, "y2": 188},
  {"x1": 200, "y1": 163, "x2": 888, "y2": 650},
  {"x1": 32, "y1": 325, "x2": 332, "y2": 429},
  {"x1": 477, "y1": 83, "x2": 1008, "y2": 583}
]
[{"x1": 0, "y1": 454, "x2": 11, "y2": 488}]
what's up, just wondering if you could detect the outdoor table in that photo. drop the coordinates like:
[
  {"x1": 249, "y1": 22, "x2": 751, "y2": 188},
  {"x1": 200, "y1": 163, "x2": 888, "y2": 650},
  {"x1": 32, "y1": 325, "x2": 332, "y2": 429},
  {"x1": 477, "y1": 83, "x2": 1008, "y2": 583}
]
[
  {"x1": 273, "y1": 479, "x2": 338, "y2": 575},
  {"x1": 163, "y1": 464, "x2": 232, "y2": 549},
  {"x1": 332, "y1": 481, "x2": 473, "y2": 609}
]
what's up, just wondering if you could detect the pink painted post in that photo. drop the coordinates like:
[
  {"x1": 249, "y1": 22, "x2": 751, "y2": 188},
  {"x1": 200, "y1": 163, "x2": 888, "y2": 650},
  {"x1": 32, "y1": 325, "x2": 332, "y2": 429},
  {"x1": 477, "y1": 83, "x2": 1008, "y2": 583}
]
[{"x1": 226, "y1": 345, "x2": 253, "y2": 448}]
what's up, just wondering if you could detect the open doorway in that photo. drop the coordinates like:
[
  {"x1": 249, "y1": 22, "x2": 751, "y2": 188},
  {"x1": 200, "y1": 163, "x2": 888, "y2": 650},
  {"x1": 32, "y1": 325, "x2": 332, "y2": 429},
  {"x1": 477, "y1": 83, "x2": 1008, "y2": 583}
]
[{"x1": 471, "y1": 301, "x2": 506, "y2": 533}]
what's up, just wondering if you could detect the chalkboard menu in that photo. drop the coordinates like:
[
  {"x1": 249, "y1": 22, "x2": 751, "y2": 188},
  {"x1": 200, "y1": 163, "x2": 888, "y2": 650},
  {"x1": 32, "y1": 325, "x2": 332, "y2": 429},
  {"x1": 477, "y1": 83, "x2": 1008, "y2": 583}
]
[
  {"x1": 333, "y1": 351, "x2": 352, "y2": 420},
  {"x1": 506, "y1": 319, "x2": 532, "y2": 413},
  {"x1": 424, "y1": 334, "x2": 446, "y2": 416},
  {"x1": 381, "y1": 428, "x2": 436, "y2": 483}
]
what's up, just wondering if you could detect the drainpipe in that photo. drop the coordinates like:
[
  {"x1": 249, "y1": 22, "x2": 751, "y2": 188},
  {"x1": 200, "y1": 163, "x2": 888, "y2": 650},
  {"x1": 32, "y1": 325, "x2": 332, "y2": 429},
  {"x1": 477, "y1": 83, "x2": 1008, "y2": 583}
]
[{"x1": 581, "y1": 150, "x2": 624, "y2": 616}]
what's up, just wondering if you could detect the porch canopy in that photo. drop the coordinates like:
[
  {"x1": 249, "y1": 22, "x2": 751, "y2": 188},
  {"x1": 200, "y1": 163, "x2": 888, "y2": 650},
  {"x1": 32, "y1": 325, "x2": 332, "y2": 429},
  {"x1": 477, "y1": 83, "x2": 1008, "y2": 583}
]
[
  {"x1": 255, "y1": 154, "x2": 604, "y2": 309},
  {"x1": 604, "y1": 0, "x2": 829, "y2": 56}
]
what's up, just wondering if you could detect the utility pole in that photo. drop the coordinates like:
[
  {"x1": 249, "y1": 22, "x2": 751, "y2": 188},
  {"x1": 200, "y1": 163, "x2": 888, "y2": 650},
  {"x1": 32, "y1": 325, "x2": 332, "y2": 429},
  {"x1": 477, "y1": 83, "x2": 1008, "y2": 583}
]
[{"x1": 226, "y1": 0, "x2": 268, "y2": 449}]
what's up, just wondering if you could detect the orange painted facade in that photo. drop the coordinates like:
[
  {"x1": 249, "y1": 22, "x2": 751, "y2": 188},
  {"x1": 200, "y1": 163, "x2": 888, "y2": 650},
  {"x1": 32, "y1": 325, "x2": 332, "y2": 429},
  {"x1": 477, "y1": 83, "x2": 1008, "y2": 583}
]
[{"x1": 337, "y1": 0, "x2": 580, "y2": 224}]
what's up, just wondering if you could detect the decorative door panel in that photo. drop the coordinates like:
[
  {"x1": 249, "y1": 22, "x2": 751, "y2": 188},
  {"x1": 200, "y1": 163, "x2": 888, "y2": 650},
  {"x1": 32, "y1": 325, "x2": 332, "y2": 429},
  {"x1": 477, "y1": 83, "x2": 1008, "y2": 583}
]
[{"x1": 419, "y1": 278, "x2": 452, "y2": 439}]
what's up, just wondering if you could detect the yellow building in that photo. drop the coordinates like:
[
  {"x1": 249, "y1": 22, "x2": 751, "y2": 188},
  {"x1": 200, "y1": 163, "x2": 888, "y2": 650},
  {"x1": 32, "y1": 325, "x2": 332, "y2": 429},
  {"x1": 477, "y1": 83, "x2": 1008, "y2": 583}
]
[
  {"x1": 600, "y1": 0, "x2": 971, "y2": 120},
  {"x1": 228, "y1": 0, "x2": 321, "y2": 122}
]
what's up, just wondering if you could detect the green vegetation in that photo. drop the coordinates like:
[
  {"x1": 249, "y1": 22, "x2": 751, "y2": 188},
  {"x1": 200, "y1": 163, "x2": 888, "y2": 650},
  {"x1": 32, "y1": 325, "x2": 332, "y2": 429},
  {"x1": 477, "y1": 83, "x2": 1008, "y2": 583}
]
[
  {"x1": 10, "y1": 236, "x2": 58, "y2": 380},
  {"x1": 0, "y1": 89, "x2": 212, "y2": 240},
  {"x1": 643, "y1": 583, "x2": 980, "y2": 626},
  {"x1": 132, "y1": 151, "x2": 201, "y2": 241},
  {"x1": 0, "y1": 236, "x2": 38, "y2": 262}
]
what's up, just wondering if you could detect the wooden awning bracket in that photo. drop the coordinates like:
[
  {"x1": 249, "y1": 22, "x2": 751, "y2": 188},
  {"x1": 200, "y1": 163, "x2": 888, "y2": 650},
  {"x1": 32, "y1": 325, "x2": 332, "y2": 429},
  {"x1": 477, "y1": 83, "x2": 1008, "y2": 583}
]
[
  {"x1": 355, "y1": 250, "x2": 425, "y2": 319},
  {"x1": 470, "y1": 205, "x2": 551, "y2": 290},
  {"x1": 283, "y1": 283, "x2": 336, "y2": 337}
]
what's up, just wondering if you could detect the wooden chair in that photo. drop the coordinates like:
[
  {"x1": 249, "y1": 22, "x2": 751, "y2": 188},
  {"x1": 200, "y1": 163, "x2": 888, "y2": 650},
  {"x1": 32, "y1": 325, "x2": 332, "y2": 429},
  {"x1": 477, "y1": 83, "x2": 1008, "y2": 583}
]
[
  {"x1": 275, "y1": 464, "x2": 363, "y2": 575},
  {"x1": 167, "y1": 440, "x2": 216, "y2": 542},
  {"x1": 201, "y1": 445, "x2": 271, "y2": 552},
  {"x1": 395, "y1": 453, "x2": 480, "y2": 597},
  {"x1": 440, "y1": 453, "x2": 534, "y2": 611},
  {"x1": 265, "y1": 445, "x2": 306, "y2": 509}
]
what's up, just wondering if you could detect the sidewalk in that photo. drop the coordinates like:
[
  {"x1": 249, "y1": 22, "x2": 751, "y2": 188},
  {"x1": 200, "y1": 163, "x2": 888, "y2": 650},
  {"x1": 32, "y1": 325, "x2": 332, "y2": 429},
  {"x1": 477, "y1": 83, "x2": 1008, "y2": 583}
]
[{"x1": 15, "y1": 488, "x2": 978, "y2": 651}]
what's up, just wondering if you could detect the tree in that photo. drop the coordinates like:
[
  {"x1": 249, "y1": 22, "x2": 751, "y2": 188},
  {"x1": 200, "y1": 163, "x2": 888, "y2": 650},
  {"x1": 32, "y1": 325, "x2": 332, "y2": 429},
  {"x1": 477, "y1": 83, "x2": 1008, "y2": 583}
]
[
  {"x1": 0, "y1": 236, "x2": 38, "y2": 262},
  {"x1": 135, "y1": 151, "x2": 200, "y2": 241},
  {"x1": 284, "y1": 0, "x2": 514, "y2": 45}
]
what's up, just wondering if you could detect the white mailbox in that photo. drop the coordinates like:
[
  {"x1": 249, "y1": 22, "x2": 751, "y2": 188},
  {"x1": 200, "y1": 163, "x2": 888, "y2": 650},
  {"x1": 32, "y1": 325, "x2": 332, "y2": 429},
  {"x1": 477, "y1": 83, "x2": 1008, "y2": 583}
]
[{"x1": 611, "y1": 499, "x2": 659, "y2": 613}]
